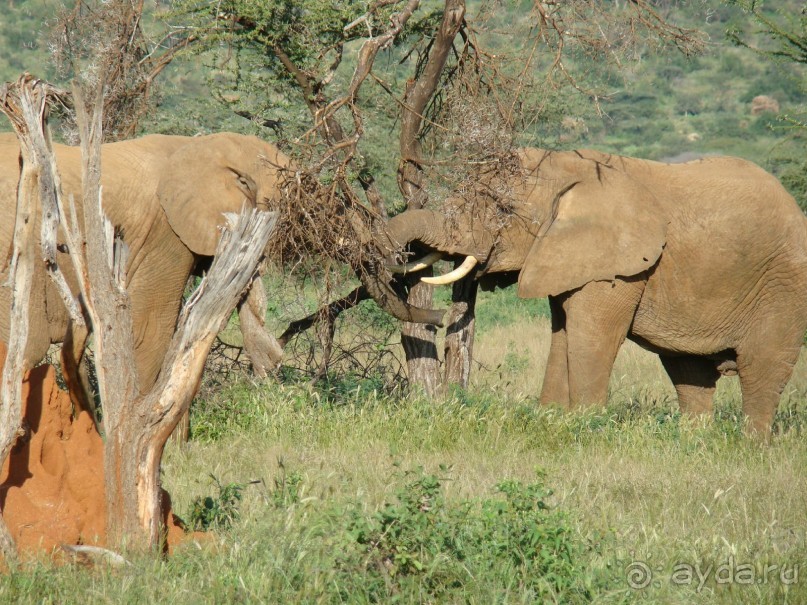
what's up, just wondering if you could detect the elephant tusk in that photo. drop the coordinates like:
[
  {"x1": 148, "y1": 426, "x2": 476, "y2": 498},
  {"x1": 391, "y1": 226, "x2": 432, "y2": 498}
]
[
  {"x1": 386, "y1": 251, "x2": 444, "y2": 274},
  {"x1": 421, "y1": 256, "x2": 479, "y2": 285}
]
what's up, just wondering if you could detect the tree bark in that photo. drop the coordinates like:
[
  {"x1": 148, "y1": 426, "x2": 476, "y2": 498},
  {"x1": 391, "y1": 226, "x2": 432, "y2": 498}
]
[
  {"x1": 99, "y1": 209, "x2": 279, "y2": 548},
  {"x1": 0, "y1": 74, "x2": 77, "y2": 564},
  {"x1": 398, "y1": 0, "x2": 466, "y2": 396},
  {"x1": 443, "y1": 274, "x2": 477, "y2": 391},
  {"x1": 400, "y1": 280, "x2": 441, "y2": 395},
  {"x1": 0, "y1": 82, "x2": 38, "y2": 565}
]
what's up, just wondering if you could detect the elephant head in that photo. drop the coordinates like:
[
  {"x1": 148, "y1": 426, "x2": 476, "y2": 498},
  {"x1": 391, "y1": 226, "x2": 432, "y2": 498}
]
[
  {"x1": 383, "y1": 148, "x2": 668, "y2": 300},
  {"x1": 133, "y1": 132, "x2": 444, "y2": 325},
  {"x1": 156, "y1": 132, "x2": 288, "y2": 257}
]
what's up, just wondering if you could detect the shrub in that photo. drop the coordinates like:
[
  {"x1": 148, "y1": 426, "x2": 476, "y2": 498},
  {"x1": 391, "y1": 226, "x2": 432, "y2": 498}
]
[
  {"x1": 187, "y1": 476, "x2": 246, "y2": 531},
  {"x1": 334, "y1": 466, "x2": 594, "y2": 603}
]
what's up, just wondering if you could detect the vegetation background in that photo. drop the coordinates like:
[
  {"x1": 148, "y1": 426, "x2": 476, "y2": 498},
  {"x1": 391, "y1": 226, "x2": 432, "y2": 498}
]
[{"x1": 0, "y1": 0, "x2": 806, "y2": 603}]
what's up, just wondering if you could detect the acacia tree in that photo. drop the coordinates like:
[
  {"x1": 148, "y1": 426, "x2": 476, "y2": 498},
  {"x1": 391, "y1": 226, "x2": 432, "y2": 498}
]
[
  {"x1": 169, "y1": 0, "x2": 704, "y2": 395},
  {"x1": 49, "y1": 0, "x2": 195, "y2": 142},
  {"x1": 169, "y1": 0, "x2": 457, "y2": 393},
  {"x1": 725, "y1": 1, "x2": 806, "y2": 209},
  {"x1": 726, "y1": 0, "x2": 807, "y2": 66}
]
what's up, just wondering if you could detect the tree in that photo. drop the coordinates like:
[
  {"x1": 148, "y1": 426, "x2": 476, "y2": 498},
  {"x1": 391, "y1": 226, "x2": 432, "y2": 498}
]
[
  {"x1": 725, "y1": 1, "x2": 806, "y2": 212},
  {"x1": 726, "y1": 1, "x2": 807, "y2": 65},
  {"x1": 49, "y1": 0, "x2": 195, "y2": 142},
  {"x1": 168, "y1": 0, "x2": 704, "y2": 395},
  {"x1": 0, "y1": 1, "x2": 277, "y2": 554},
  {"x1": 170, "y1": 0, "x2": 463, "y2": 394}
]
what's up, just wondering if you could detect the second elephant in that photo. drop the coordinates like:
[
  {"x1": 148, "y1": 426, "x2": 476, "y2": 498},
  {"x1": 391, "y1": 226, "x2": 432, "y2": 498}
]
[
  {"x1": 0, "y1": 131, "x2": 289, "y2": 390},
  {"x1": 0, "y1": 131, "x2": 435, "y2": 393},
  {"x1": 383, "y1": 148, "x2": 807, "y2": 437}
]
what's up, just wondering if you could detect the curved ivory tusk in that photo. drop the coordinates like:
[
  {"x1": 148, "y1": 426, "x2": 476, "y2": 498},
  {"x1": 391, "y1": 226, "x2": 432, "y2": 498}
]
[
  {"x1": 421, "y1": 256, "x2": 479, "y2": 285},
  {"x1": 386, "y1": 251, "x2": 444, "y2": 274}
]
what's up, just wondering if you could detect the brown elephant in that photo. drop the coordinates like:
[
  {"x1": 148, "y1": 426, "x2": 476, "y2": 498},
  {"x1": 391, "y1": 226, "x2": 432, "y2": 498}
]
[
  {"x1": 382, "y1": 148, "x2": 807, "y2": 436},
  {"x1": 0, "y1": 131, "x2": 437, "y2": 393}
]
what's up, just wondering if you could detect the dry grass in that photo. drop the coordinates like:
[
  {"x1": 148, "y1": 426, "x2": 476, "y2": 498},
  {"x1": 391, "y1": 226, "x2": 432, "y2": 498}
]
[
  {"x1": 8, "y1": 315, "x2": 805, "y2": 603},
  {"x1": 152, "y1": 320, "x2": 807, "y2": 603},
  {"x1": 471, "y1": 315, "x2": 757, "y2": 402}
]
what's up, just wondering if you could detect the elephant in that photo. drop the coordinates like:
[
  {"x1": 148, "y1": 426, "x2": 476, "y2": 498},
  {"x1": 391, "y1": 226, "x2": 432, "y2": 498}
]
[
  {"x1": 382, "y1": 148, "x2": 807, "y2": 437},
  {"x1": 0, "y1": 131, "x2": 438, "y2": 395}
]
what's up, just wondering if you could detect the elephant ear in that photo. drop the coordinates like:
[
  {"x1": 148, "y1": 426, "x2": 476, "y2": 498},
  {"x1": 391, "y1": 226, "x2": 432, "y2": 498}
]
[
  {"x1": 158, "y1": 134, "x2": 258, "y2": 256},
  {"x1": 517, "y1": 167, "x2": 667, "y2": 299}
]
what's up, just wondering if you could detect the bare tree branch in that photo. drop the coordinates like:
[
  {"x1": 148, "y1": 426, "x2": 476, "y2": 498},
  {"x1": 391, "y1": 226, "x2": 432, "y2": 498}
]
[
  {"x1": 51, "y1": 0, "x2": 197, "y2": 141},
  {"x1": 398, "y1": 0, "x2": 465, "y2": 209},
  {"x1": 278, "y1": 286, "x2": 370, "y2": 348}
]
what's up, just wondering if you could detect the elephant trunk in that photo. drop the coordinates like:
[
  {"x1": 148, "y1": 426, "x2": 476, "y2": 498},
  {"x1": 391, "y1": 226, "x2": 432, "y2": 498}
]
[
  {"x1": 359, "y1": 260, "x2": 446, "y2": 327},
  {"x1": 385, "y1": 209, "x2": 447, "y2": 252},
  {"x1": 343, "y1": 208, "x2": 445, "y2": 326},
  {"x1": 385, "y1": 207, "x2": 494, "y2": 260}
]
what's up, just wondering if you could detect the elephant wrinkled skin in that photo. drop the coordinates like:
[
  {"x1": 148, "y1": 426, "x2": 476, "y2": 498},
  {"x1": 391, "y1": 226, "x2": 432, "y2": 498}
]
[{"x1": 385, "y1": 149, "x2": 807, "y2": 437}]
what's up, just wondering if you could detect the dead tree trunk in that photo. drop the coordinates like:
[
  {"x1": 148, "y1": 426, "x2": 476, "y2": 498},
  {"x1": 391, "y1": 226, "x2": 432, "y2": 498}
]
[
  {"x1": 100, "y1": 208, "x2": 277, "y2": 546},
  {"x1": 2, "y1": 76, "x2": 278, "y2": 551},
  {"x1": 0, "y1": 74, "x2": 79, "y2": 564},
  {"x1": 398, "y1": 0, "x2": 466, "y2": 395},
  {"x1": 92, "y1": 209, "x2": 277, "y2": 544},
  {"x1": 0, "y1": 83, "x2": 40, "y2": 564},
  {"x1": 67, "y1": 82, "x2": 278, "y2": 546}
]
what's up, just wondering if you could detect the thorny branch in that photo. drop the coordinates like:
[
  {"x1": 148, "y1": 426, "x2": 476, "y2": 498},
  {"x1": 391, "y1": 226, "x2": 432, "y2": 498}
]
[
  {"x1": 175, "y1": 0, "x2": 707, "y2": 383},
  {"x1": 51, "y1": 0, "x2": 196, "y2": 141},
  {"x1": 529, "y1": 0, "x2": 705, "y2": 112}
]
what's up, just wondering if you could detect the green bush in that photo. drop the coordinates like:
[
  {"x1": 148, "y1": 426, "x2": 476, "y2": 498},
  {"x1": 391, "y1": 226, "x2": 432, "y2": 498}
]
[
  {"x1": 187, "y1": 476, "x2": 246, "y2": 531},
  {"x1": 333, "y1": 466, "x2": 595, "y2": 603}
]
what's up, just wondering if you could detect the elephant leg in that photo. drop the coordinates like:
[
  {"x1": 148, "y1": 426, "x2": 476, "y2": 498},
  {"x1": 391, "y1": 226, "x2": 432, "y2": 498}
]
[
  {"x1": 238, "y1": 275, "x2": 283, "y2": 378},
  {"x1": 563, "y1": 278, "x2": 644, "y2": 407},
  {"x1": 736, "y1": 336, "x2": 802, "y2": 440},
  {"x1": 659, "y1": 355, "x2": 719, "y2": 417},
  {"x1": 127, "y1": 238, "x2": 196, "y2": 391},
  {"x1": 539, "y1": 296, "x2": 570, "y2": 407},
  {"x1": 60, "y1": 321, "x2": 97, "y2": 419}
]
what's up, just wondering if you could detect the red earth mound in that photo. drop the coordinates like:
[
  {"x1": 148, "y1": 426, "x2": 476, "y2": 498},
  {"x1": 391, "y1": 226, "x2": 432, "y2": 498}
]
[{"x1": 0, "y1": 363, "x2": 186, "y2": 558}]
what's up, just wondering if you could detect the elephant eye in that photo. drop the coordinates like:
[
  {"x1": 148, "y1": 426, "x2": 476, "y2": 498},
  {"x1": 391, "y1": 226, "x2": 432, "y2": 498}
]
[{"x1": 233, "y1": 172, "x2": 257, "y2": 200}]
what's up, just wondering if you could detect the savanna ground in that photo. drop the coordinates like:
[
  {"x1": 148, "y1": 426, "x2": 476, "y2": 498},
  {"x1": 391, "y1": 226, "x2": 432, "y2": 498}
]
[{"x1": 3, "y1": 287, "x2": 807, "y2": 604}]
